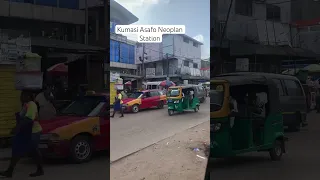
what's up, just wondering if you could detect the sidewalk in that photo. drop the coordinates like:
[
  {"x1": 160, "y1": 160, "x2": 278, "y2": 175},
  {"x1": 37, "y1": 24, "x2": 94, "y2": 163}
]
[{"x1": 110, "y1": 121, "x2": 210, "y2": 180}]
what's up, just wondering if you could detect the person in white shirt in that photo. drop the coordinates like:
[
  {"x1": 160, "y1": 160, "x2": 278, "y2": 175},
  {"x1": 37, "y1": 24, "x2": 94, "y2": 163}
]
[
  {"x1": 35, "y1": 87, "x2": 56, "y2": 121},
  {"x1": 229, "y1": 96, "x2": 238, "y2": 128}
]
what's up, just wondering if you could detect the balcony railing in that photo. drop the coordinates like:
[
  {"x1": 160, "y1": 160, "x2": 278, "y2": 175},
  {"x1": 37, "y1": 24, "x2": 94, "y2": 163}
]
[
  {"x1": 145, "y1": 66, "x2": 210, "y2": 79},
  {"x1": 212, "y1": 18, "x2": 299, "y2": 47}
]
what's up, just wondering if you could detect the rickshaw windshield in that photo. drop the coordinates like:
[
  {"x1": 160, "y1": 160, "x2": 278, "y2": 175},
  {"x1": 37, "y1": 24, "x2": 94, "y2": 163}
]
[
  {"x1": 167, "y1": 88, "x2": 180, "y2": 97},
  {"x1": 210, "y1": 84, "x2": 225, "y2": 111}
]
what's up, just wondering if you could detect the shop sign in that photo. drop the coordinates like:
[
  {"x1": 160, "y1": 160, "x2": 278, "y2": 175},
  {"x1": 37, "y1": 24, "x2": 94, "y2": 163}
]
[{"x1": 110, "y1": 71, "x2": 120, "y2": 82}]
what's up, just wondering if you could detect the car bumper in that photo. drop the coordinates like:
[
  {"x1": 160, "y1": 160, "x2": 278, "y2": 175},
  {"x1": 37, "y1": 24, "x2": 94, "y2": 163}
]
[{"x1": 39, "y1": 140, "x2": 71, "y2": 158}]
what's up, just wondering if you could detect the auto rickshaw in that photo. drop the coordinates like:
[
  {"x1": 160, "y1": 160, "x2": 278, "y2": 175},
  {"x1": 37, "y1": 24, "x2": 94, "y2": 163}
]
[
  {"x1": 167, "y1": 86, "x2": 200, "y2": 116},
  {"x1": 210, "y1": 73, "x2": 288, "y2": 160}
]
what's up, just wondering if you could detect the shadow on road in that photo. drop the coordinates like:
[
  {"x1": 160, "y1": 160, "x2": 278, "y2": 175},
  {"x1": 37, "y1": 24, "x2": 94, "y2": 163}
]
[
  {"x1": 208, "y1": 155, "x2": 272, "y2": 170},
  {"x1": 0, "y1": 150, "x2": 109, "y2": 167}
]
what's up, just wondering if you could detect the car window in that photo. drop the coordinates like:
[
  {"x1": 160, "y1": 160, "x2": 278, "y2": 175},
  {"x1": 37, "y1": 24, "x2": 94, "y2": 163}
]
[
  {"x1": 150, "y1": 91, "x2": 159, "y2": 97},
  {"x1": 145, "y1": 92, "x2": 152, "y2": 98},
  {"x1": 272, "y1": 79, "x2": 285, "y2": 96},
  {"x1": 284, "y1": 80, "x2": 303, "y2": 96}
]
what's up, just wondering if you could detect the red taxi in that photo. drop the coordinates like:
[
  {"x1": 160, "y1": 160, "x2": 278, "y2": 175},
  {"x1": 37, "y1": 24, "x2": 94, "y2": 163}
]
[
  {"x1": 39, "y1": 94, "x2": 109, "y2": 163},
  {"x1": 123, "y1": 90, "x2": 167, "y2": 113}
]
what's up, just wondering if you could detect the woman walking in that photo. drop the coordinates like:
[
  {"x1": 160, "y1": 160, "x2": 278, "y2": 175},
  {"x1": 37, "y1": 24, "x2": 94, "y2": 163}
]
[{"x1": 0, "y1": 91, "x2": 44, "y2": 178}]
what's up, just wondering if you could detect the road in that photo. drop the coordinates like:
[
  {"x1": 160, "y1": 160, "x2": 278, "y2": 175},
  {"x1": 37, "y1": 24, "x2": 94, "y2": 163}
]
[
  {"x1": 207, "y1": 111, "x2": 320, "y2": 180},
  {"x1": 110, "y1": 98, "x2": 210, "y2": 162},
  {"x1": 0, "y1": 152, "x2": 109, "y2": 180}
]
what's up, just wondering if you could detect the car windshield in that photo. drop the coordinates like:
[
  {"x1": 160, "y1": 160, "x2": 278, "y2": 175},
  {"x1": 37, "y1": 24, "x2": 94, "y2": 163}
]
[
  {"x1": 167, "y1": 88, "x2": 180, "y2": 97},
  {"x1": 60, "y1": 96, "x2": 105, "y2": 116},
  {"x1": 210, "y1": 84, "x2": 224, "y2": 111},
  {"x1": 127, "y1": 92, "x2": 143, "y2": 98}
]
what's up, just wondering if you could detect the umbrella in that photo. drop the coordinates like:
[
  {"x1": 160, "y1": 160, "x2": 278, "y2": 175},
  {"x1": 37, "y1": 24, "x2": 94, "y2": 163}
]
[
  {"x1": 125, "y1": 81, "x2": 132, "y2": 85},
  {"x1": 47, "y1": 63, "x2": 68, "y2": 73},
  {"x1": 160, "y1": 80, "x2": 175, "y2": 87}
]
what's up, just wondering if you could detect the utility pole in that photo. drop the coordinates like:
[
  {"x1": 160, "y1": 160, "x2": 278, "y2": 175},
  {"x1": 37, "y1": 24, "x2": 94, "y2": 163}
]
[
  {"x1": 166, "y1": 53, "x2": 169, "y2": 80},
  {"x1": 212, "y1": 0, "x2": 234, "y2": 76},
  {"x1": 142, "y1": 43, "x2": 145, "y2": 80}
]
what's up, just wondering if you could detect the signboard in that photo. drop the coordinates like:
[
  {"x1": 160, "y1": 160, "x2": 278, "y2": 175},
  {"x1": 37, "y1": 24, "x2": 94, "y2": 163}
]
[
  {"x1": 0, "y1": 33, "x2": 31, "y2": 65},
  {"x1": 236, "y1": 58, "x2": 249, "y2": 71},
  {"x1": 110, "y1": 71, "x2": 120, "y2": 82},
  {"x1": 146, "y1": 68, "x2": 156, "y2": 77}
]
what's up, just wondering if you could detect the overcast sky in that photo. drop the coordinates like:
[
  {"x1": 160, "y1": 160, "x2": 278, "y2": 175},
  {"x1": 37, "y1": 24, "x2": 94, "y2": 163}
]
[{"x1": 114, "y1": 0, "x2": 210, "y2": 59}]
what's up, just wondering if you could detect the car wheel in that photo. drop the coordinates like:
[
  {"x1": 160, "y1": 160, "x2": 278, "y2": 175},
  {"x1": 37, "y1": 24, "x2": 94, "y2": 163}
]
[
  {"x1": 168, "y1": 110, "x2": 174, "y2": 116},
  {"x1": 269, "y1": 140, "x2": 283, "y2": 161},
  {"x1": 132, "y1": 104, "x2": 139, "y2": 113},
  {"x1": 200, "y1": 97, "x2": 205, "y2": 103},
  {"x1": 157, "y1": 101, "x2": 164, "y2": 109},
  {"x1": 70, "y1": 135, "x2": 92, "y2": 163}
]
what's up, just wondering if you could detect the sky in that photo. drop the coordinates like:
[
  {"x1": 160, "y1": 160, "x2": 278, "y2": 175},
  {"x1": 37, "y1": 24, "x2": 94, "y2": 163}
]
[{"x1": 114, "y1": 0, "x2": 210, "y2": 59}]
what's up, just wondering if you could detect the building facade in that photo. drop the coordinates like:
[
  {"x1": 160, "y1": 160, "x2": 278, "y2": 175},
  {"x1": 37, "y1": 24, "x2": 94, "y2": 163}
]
[
  {"x1": 135, "y1": 34, "x2": 208, "y2": 84},
  {"x1": 211, "y1": 0, "x2": 315, "y2": 74},
  {"x1": 109, "y1": 0, "x2": 139, "y2": 87}
]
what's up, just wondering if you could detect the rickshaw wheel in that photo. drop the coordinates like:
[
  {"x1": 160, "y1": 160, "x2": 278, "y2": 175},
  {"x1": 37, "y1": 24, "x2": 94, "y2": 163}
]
[
  {"x1": 168, "y1": 110, "x2": 174, "y2": 116},
  {"x1": 194, "y1": 105, "x2": 199, "y2": 112},
  {"x1": 269, "y1": 140, "x2": 283, "y2": 161}
]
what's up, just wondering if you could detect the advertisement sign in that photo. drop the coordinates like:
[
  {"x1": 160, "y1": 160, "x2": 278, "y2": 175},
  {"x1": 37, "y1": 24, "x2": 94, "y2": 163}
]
[
  {"x1": 236, "y1": 58, "x2": 249, "y2": 71},
  {"x1": 110, "y1": 71, "x2": 120, "y2": 82}
]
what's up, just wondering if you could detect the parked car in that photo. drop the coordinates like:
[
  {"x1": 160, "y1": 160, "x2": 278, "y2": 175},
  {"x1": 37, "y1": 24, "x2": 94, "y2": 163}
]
[
  {"x1": 39, "y1": 93, "x2": 109, "y2": 163},
  {"x1": 123, "y1": 90, "x2": 167, "y2": 113},
  {"x1": 188, "y1": 84, "x2": 206, "y2": 103}
]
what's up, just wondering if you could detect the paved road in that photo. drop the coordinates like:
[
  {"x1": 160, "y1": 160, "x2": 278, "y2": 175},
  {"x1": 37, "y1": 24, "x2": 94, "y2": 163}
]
[
  {"x1": 110, "y1": 98, "x2": 210, "y2": 162},
  {"x1": 0, "y1": 152, "x2": 109, "y2": 180},
  {"x1": 207, "y1": 111, "x2": 320, "y2": 180}
]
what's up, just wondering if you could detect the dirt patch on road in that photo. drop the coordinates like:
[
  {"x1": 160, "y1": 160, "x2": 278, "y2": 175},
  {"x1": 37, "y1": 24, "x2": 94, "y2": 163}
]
[{"x1": 110, "y1": 121, "x2": 210, "y2": 180}]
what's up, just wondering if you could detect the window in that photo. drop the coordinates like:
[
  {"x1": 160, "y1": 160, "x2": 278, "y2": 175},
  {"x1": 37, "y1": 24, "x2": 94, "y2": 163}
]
[
  {"x1": 184, "y1": 61, "x2": 189, "y2": 67},
  {"x1": 193, "y1": 63, "x2": 198, "y2": 68},
  {"x1": 235, "y1": 0, "x2": 253, "y2": 16},
  {"x1": 120, "y1": 43, "x2": 129, "y2": 63},
  {"x1": 183, "y1": 37, "x2": 189, "y2": 43},
  {"x1": 150, "y1": 91, "x2": 160, "y2": 97},
  {"x1": 284, "y1": 80, "x2": 303, "y2": 96},
  {"x1": 129, "y1": 45, "x2": 135, "y2": 64},
  {"x1": 272, "y1": 79, "x2": 285, "y2": 96},
  {"x1": 266, "y1": 4, "x2": 281, "y2": 21},
  {"x1": 193, "y1": 42, "x2": 198, "y2": 47}
]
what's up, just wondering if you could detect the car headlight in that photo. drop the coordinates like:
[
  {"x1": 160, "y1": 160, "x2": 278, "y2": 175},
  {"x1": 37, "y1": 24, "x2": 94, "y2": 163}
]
[
  {"x1": 174, "y1": 100, "x2": 179, "y2": 103},
  {"x1": 40, "y1": 133, "x2": 60, "y2": 142}
]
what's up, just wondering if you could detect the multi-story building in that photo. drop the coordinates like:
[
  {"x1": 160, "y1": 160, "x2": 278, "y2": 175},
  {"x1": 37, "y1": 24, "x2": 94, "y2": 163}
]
[
  {"x1": 0, "y1": 0, "x2": 108, "y2": 91},
  {"x1": 109, "y1": 0, "x2": 139, "y2": 88},
  {"x1": 288, "y1": 0, "x2": 320, "y2": 68},
  {"x1": 212, "y1": 0, "x2": 316, "y2": 74},
  {"x1": 136, "y1": 34, "x2": 208, "y2": 84}
]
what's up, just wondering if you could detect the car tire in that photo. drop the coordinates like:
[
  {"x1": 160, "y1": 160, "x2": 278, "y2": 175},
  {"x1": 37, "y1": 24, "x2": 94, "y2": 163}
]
[
  {"x1": 269, "y1": 140, "x2": 283, "y2": 161},
  {"x1": 168, "y1": 110, "x2": 174, "y2": 116},
  {"x1": 70, "y1": 135, "x2": 93, "y2": 164},
  {"x1": 200, "y1": 97, "x2": 205, "y2": 103},
  {"x1": 132, "y1": 104, "x2": 139, "y2": 113},
  {"x1": 157, "y1": 101, "x2": 164, "y2": 109},
  {"x1": 288, "y1": 113, "x2": 301, "y2": 132}
]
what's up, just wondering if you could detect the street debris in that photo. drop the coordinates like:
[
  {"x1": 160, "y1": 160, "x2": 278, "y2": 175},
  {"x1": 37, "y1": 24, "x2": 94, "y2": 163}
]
[
  {"x1": 193, "y1": 148, "x2": 200, "y2": 152},
  {"x1": 196, "y1": 155, "x2": 206, "y2": 160}
]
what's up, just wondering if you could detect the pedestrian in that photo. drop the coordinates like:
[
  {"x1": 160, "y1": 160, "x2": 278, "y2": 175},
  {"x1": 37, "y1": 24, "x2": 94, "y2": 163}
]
[
  {"x1": 111, "y1": 90, "x2": 124, "y2": 118},
  {"x1": 0, "y1": 91, "x2": 44, "y2": 178}
]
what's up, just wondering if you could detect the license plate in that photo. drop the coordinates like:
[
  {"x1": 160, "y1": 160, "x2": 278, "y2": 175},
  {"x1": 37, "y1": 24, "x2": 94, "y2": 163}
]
[{"x1": 38, "y1": 144, "x2": 48, "y2": 149}]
